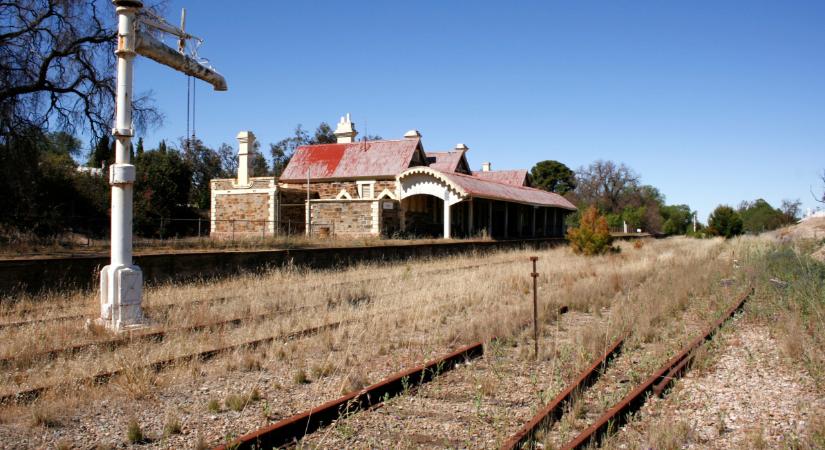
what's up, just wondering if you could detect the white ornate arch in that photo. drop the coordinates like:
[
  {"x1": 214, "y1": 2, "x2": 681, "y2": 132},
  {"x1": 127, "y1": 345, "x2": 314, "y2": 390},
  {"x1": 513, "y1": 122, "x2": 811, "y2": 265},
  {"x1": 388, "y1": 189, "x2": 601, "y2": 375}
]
[{"x1": 396, "y1": 167, "x2": 466, "y2": 206}]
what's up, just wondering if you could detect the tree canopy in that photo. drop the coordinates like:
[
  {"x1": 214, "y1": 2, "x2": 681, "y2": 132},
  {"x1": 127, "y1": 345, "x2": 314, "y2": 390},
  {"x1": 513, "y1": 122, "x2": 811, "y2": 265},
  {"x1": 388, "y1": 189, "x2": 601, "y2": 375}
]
[
  {"x1": 0, "y1": 0, "x2": 161, "y2": 142},
  {"x1": 530, "y1": 160, "x2": 576, "y2": 194},
  {"x1": 708, "y1": 205, "x2": 743, "y2": 238}
]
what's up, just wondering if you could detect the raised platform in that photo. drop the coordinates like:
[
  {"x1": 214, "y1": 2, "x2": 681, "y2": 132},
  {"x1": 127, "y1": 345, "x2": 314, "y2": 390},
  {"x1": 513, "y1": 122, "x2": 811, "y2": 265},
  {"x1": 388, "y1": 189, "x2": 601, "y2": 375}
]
[{"x1": 0, "y1": 238, "x2": 567, "y2": 295}]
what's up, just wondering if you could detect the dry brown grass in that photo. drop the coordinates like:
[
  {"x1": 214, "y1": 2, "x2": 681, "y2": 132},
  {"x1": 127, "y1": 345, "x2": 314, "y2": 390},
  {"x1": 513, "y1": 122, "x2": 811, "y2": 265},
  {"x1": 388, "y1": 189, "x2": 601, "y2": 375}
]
[{"x1": 0, "y1": 237, "x2": 731, "y2": 447}]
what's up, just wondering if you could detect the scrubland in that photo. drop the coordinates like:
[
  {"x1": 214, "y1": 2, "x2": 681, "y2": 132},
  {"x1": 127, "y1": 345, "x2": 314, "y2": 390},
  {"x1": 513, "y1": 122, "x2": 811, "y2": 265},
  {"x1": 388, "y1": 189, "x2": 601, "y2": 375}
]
[{"x1": 0, "y1": 235, "x2": 820, "y2": 448}]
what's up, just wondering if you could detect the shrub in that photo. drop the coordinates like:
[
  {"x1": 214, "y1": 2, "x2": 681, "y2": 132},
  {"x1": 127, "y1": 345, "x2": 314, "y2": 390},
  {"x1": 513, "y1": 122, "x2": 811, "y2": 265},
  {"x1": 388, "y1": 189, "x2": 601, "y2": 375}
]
[
  {"x1": 225, "y1": 394, "x2": 247, "y2": 412},
  {"x1": 293, "y1": 369, "x2": 310, "y2": 385},
  {"x1": 567, "y1": 206, "x2": 614, "y2": 255},
  {"x1": 126, "y1": 417, "x2": 144, "y2": 444},
  {"x1": 162, "y1": 415, "x2": 182, "y2": 436},
  {"x1": 707, "y1": 205, "x2": 743, "y2": 238},
  {"x1": 207, "y1": 399, "x2": 220, "y2": 413}
]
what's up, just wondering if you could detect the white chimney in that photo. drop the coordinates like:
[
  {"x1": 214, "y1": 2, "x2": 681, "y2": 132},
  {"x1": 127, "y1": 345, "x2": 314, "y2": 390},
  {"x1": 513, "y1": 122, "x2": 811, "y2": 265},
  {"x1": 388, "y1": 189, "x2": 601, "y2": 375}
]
[
  {"x1": 236, "y1": 130, "x2": 255, "y2": 186},
  {"x1": 481, "y1": 162, "x2": 491, "y2": 172},
  {"x1": 455, "y1": 143, "x2": 469, "y2": 151},
  {"x1": 334, "y1": 113, "x2": 357, "y2": 143},
  {"x1": 404, "y1": 129, "x2": 422, "y2": 139}
]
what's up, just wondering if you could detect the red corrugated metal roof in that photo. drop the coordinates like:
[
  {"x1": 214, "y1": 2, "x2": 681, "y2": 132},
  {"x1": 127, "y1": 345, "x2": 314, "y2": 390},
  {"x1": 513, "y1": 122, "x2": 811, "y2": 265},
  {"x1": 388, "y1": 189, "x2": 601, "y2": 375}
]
[
  {"x1": 426, "y1": 151, "x2": 464, "y2": 173},
  {"x1": 280, "y1": 139, "x2": 420, "y2": 181},
  {"x1": 471, "y1": 170, "x2": 529, "y2": 186},
  {"x1": 399, "y1": 167, "x2": 574, "y2": 209},
  {"x1": 445, "y1": 171, "x2": 576, "y2": 209}
]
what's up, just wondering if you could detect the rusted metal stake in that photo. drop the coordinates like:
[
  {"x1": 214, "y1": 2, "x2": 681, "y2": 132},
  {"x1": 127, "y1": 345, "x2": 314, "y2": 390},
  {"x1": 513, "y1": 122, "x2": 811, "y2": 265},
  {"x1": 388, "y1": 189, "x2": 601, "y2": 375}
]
[{"x1": 530, "y1": 256, "x2": 539, "y2": 359}]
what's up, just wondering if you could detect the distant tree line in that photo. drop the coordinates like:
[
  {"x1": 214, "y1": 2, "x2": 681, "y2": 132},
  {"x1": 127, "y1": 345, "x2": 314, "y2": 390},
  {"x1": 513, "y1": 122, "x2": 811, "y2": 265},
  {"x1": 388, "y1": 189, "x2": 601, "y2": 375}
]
[
  {"x1": 530, "y1": 159, "x2": 805, "y2": 237},
  {"x1": 0, "y1": 121, "x2": 382, "y2": 240}
]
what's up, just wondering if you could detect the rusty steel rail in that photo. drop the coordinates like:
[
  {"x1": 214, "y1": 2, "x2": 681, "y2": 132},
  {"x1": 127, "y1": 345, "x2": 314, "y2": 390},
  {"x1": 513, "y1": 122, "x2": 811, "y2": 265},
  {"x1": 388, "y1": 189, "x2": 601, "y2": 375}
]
[
  {"x1": 501, "y1": 335, "x2": 626, "y2": 450},
  {"x1": 0, "y1": 320, "x2": 343, "y2": 406},
  {"x1": 214, "y1": 342, "x2": 485, "y2": 450},
  {"x1": 561, "y1": 286, "x2": 753, "y2": 450},
  {"x1": 0, "y1": 296, "x2": 231, "y2": 331},
  {"x1": 216, "y1": 304, "x2": 573, "y2": 450},
  {"x1": 0, "y1": 305, "x2": 312, "y2": 369}
]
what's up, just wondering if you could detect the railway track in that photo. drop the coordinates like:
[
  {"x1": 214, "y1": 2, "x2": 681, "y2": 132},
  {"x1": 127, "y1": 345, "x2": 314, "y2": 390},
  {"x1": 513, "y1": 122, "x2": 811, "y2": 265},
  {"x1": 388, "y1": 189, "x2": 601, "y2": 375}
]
[
  {"x1": 215, "y1": 306, "x2": 576, "y2": 450},
  {"x1": 499, "y1": 286, "x2": 752, "y2": 450},
  {"x1": 0, "y1": 276, "x2": 476, "y2": 369},
  {"x1": 556, "y1": 286, "x2": 753, "y2": 449},
  {"x1": 215, "y1": 286, "x2": 750, "y2": 450},
  {"x1": 0, "y1": 319, "x2": 345, "y2": 406}
]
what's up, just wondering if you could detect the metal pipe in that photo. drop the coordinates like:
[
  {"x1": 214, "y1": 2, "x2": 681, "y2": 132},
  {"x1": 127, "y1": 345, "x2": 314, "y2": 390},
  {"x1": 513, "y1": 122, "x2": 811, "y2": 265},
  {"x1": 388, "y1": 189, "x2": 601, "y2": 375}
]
[
  {"x1": 135, "y1": 30, "x2": 227, "y2": 91},
  {"x1": 530, "y1": 256, "x2": 539, "y2": 358}
]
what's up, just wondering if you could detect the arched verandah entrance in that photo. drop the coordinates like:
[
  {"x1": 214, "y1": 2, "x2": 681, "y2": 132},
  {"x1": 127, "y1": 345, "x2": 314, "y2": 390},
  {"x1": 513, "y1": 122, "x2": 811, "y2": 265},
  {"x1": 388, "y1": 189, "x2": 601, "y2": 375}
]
[{"x1": 397, "y1": 167, "x2": 572, "y2": 239}]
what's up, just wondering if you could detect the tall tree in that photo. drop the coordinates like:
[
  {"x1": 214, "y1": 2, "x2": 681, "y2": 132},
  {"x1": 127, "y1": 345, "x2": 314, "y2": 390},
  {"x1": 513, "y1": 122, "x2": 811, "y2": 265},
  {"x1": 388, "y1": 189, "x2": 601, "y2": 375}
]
[
  {"x1": 738, "y1": 199, "x2": 784, "y2": 234},
  {"x1": 181, "y1": 137, "x2": 222, "y2": 210},
  {"x1": 312, "y1": 122, "x2": 336, "y2": 144},
  {"x1": 661, "y1": 204, "x2": 694, "y2": 235},
  {"x1": 134, "y1": 147, "x2": 192, "y2": 236},
  {"x1": 530, "y1": 160, "x2": 576, "y2": 194},
  {"x1": 217, "y1": 142, "x2": 237, "y2": 177},
  {"x1": 574, "y1": 160, "x2": 641, "y2": 213},
  {"x1": 89, "y1": 134, "x2": 113, "y2": 167},
  {"x1": 136, "y1": 137, "x2": 144, "y2": 156},
  {"x1": 0, "y1": 0, "x2": 161, "y2": 140},
  {"x1": 779, "y1": 199, "x2": 801, "y2": 224},
  {"x1": 708, "y1": 205, "x2": 743, "y2": 238}
]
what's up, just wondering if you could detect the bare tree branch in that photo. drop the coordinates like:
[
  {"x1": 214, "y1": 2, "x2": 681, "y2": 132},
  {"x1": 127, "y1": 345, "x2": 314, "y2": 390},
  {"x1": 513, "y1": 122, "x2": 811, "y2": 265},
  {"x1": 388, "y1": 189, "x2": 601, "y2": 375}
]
[{"x1": 0, "y1": 0, "x2": 162, "y2": 142}]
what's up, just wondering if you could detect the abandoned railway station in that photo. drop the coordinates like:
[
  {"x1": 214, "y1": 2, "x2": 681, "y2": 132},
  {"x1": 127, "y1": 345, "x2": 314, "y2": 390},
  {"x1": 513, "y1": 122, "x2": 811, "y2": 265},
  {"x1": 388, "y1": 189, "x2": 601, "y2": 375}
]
[{"x1": 210, "y1": 115, "x2": 576, "y2": 239}]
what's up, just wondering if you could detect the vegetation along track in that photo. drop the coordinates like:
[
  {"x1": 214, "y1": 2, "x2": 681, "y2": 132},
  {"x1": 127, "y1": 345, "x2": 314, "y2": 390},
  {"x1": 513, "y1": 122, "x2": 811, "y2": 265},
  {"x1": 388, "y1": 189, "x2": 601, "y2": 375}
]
[
  {"x1": 509, "y1": 286, "x2": 752, "y2": 450},
  {"x1": 0, "y1": 238, "x2": 729, "y2": 448}
]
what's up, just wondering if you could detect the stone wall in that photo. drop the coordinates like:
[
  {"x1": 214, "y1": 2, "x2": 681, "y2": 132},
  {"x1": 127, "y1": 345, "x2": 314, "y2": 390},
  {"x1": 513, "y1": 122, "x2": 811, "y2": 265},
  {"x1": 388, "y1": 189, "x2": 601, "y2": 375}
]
[
  {"x1": 213, "y1": 193, "x2": 270, "y2": 238},
  {"x1": 281, "y1": 179, "x2": 397, "y2": 200},
  {"x1": 310, "y1": 200, "x2": 376, "y2": 236}
]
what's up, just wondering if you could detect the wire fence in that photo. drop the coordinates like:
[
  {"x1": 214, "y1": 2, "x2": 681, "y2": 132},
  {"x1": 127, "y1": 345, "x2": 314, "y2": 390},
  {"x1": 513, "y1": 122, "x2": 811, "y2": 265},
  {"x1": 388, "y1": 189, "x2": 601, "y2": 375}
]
[{"x1": 0, "y1": 215, "x2": 336, "y2": 250}]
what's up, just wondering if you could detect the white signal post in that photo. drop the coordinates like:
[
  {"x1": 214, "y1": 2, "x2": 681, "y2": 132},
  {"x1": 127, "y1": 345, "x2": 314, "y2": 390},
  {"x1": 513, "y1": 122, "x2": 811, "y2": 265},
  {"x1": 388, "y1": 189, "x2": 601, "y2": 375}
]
[{"x1": 100, "y1": 0, "x2": 227, "y2": 331}]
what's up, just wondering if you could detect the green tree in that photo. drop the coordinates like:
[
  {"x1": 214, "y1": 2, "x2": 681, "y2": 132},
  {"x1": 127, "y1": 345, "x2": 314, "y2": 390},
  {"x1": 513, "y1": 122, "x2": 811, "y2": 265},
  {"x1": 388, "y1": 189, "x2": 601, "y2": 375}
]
[
  {"x1": 217, "y1": 143, "x2": 237, "y2": 177},
  {"x1": 738, "y1": 199, "x2": 784, "y2": 234},
  {"x1": 779, "y1": 199, "x2": 801, "y2": 225},
  {"x1": 134, "y1": 148, "x2": 193, "y2": 237},
  {"x1": 530, "y1": 160, "x2": 576, "y2": 194},
  {"x1": 708, "y1": 205, "x2": 743, "y2": 238},
  {"x1": 89, "y1": 135, "x2": 113, "y2": 168},
  {"x1": 136, "y1": 137, "x2": 144, "y2": 156},
  {"x1": 250, "y1": 153, "x2": 269, "y2": 177},
  {"x1": 181, "y1": 137, "x2": 222, "y2": 210},
  {"x1": 661, "y1": 204, "x2": 694, "y2": 235},
  {"x1": 312, "y1": 122, "x2": 336, "y2": 144}
]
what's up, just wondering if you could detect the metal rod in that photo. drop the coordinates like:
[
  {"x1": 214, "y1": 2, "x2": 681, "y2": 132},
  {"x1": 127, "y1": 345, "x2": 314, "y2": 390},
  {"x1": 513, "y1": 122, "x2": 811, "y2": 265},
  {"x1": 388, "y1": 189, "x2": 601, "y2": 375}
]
[{"x1": 530, "y1": 256, "x2": 539, "y2": 359}]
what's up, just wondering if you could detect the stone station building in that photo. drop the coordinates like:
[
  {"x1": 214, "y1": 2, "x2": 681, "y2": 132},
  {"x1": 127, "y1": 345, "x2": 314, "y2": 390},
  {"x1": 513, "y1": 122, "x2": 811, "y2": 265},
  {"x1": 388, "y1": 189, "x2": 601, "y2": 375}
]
[{"x1": 210, "y1": 115, "x2": 576, "y2": 239}]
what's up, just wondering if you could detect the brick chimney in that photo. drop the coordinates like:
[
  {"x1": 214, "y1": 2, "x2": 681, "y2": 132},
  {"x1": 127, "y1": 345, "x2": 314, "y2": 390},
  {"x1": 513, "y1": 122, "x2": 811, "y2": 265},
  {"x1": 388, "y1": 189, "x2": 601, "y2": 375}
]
[
  {"x1": 334, "y1": 113, "x2": 357, "y2": 143},
  {"x1": 481, "y1": 162, "x2": 491, "y2": 172},
  {"x1": 236, "y1": 131, "x2": 255, "y2": 186}
]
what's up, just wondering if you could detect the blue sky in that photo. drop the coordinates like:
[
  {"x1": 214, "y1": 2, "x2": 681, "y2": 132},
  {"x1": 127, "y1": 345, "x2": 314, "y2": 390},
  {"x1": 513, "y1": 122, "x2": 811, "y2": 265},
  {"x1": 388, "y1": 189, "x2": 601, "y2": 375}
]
[{"x1": 132, "y1": 0, "x2": 825, "y2": 221}]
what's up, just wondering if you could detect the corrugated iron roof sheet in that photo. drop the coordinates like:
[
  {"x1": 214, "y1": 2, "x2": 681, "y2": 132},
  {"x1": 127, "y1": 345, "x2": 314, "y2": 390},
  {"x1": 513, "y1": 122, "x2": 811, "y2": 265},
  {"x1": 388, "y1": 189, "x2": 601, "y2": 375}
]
[
  {"x1": 471, "y1": 170, "x2": 529, "y2": 186},
  {"x1": 443, "y1": 171, "x2": 576, "y2": 209},
  {"x1": 280, "y1": 139, "x2": 420, "y2": 181},
  {"x1": 426, "y1": 151, "x2": 464, "y2": 173}
]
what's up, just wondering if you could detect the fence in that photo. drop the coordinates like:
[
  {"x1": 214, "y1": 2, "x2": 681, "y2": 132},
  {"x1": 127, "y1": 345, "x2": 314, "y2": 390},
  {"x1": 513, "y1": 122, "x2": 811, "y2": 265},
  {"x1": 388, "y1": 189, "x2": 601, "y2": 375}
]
[{"x1": 0, "y1": 215, "x2": 335, "y2": 250}]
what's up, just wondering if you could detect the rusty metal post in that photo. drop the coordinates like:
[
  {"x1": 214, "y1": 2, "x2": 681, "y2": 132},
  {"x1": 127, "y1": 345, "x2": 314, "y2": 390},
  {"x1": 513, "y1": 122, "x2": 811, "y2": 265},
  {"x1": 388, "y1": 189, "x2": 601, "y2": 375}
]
[{"x1": 530, "y1": 256, "x2": 539, "y2": 359}]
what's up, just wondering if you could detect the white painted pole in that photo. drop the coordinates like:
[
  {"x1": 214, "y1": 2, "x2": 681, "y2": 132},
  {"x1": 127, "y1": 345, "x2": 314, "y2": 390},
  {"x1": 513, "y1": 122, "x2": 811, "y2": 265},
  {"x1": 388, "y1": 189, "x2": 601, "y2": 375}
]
[
  {"x1": 100, "y1": 0, "x2": 145, "y2": 331},
  {"x1": 443, "y1": 198, "x2": 451, "y2": 239}
]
